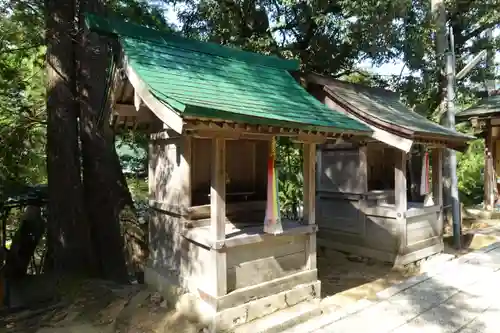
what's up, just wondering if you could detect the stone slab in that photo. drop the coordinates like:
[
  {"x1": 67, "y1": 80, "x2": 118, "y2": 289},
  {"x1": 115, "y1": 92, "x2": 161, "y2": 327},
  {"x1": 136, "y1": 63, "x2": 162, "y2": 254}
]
[{"x1": 459, "y1": 305, "x2": 500, "y2": 333}]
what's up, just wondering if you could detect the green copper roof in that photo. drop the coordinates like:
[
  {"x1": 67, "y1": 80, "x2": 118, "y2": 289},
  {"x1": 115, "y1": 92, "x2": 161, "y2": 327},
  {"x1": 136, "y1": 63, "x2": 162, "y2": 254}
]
[
  {"x1": 85, "y1": 14, "x2": 371, "y2": 133},
  {"x1": 456, "y1": 94, "x2": 500, "y2": 119}
]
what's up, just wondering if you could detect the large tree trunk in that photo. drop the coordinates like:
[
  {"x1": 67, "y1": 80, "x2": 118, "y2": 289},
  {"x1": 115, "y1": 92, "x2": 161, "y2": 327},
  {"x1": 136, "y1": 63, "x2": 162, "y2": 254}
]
[
  {"x1": 76, "y1": 1, "x2": 147, "y2": 283},
  {"x1": 45, "y1": 0, "x2": 94, "y2": 274}
]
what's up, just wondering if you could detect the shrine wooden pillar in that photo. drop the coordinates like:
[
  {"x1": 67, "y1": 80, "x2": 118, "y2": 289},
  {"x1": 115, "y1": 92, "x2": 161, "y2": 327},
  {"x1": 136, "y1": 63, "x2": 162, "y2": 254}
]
[
  {"x1": 484, "y1": 122, "x2": 496, "y2": 210},
  {"x1": 395, "y1": 149, "x2": 408, "y2": 255},
  {"x1": 303, "y1": 143, "x2": 317, "y2": 270},
  {"x1": 210, "y1": 137, "x2": 227, "y2": 296},
  {"x1": 432, "y1": 148, "x2": 443, "y2": 228},
  {"x1": 485, "y1": 125, "x2": 491, "y2": 210}
]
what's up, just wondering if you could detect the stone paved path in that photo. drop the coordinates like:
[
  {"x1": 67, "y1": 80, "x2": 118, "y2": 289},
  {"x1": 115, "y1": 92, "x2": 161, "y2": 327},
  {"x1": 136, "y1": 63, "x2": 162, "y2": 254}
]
[{"x1": 287, "y1": 242, "x2": 500, "y2": 333}]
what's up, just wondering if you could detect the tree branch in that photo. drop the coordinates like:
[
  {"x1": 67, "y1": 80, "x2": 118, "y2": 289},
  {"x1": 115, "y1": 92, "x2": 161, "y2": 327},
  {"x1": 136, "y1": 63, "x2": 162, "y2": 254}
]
[
  {"x1": 0, "y1": 44, "x2": 43, "y2": 55},
  {"x1": 462, "y1": 21, "x2": 500, "y2": 43},
  {"x1": 331, "y1": 69, "x2": 370, "y2": 79},
  {"x1": 398, "y1": 63, "x2": 407, "y2": 83}
]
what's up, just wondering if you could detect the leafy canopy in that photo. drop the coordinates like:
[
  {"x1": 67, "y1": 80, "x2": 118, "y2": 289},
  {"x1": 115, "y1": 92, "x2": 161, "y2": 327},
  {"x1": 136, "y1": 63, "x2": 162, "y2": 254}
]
[{"x1": 1, "y1": 0, "x2": 499, "y2": 206}]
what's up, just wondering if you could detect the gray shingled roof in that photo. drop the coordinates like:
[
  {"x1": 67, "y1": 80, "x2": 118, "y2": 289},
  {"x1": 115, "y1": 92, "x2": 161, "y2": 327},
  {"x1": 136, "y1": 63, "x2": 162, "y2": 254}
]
[
  {"x1": 319, "y1": 78, "x2": 473, "y2": 141},
  {"x1": 456, "y1": 94, "x2": 500, "y2": 119}
]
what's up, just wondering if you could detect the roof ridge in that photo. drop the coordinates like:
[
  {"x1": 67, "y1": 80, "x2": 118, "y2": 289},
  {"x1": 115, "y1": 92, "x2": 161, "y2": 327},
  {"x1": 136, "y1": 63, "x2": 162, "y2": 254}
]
[
  {"x1": 119, "y1": 36, "x2": 292, "y2": 74},
  {"x1": 309, "y1": 73, "x2": 400, "y2": 98},
  {"x1": 85, "y1": 13, "x2": 299, "y2": 71}
]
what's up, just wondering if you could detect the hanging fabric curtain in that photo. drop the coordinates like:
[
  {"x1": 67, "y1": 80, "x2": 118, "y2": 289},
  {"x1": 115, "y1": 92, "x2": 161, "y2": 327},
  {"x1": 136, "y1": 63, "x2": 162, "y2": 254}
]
[
  {"x1": 264, "y1": 137, "x2": 283, "y2": 234},
  {"x1": 420, "y1": 150, "x2": 430, "y2": 196}
]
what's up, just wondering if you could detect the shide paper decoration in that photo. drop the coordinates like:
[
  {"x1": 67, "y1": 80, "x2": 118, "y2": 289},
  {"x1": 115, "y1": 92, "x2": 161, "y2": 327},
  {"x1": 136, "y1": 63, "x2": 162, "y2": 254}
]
[{"x1": 264, "y1": 137, "x2": 283, "y2": 234}]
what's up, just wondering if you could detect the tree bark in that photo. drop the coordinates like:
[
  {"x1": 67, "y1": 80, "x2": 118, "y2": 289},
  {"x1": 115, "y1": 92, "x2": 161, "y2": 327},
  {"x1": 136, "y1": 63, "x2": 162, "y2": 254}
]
[
  {"x1": 45, "y1": 0, "x2": 94, "y2": 274},
  {"x1": 4, "y1": 206, "x2": 45, "y2": 278},
  {"x1": 77, "y1": 1, "x2": 147, "y2": 283}
]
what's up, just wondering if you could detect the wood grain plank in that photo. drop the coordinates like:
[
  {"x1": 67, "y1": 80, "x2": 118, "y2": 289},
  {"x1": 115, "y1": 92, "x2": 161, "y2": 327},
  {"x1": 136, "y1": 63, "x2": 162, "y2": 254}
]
[
  {"x1": 432, "y1": 148, "x2": 443, "y2": 228},
  {"x1": 406, "y1": 215, "x2": 440, "y2": 245},
  {"x1": 124, "y1": 62, "x2": 183, "y2": 133},
  {"x1": 303, "y1": 143, "x2": 317, "y2": 271},
  {"x1": 211, "y1": 137, "x2": 227, "y2": 296},
  {"x1": 227, "y1": 235, "x2": 306, "y2": 268},
  {"x1": 227, "y1": 251, "x2": 306, "y2": 291},
  {"x1": 364, "y1": 216, "x2": 399, "y2": 252},
  {"x1": 394, "y1": 149, "x2": 408, "y2": 253}
]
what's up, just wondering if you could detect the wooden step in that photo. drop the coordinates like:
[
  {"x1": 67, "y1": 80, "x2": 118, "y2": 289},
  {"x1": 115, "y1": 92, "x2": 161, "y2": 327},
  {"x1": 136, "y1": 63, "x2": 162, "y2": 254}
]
[{"x1": 231, "y1": 299, "x2": 321, "y2": 333}]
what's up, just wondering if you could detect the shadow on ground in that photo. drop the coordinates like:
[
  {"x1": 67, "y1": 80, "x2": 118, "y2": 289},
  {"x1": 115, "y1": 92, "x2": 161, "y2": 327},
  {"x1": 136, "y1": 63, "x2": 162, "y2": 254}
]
[
  {"x1": 317, "y1": 246, "x2": 419, "y2": 310},
  {"x1": 386, "y1": 259, "x2": 499, "y2": 332},
  {"x1": 0, "y1": 277, "x2": 205, "y2": 333},
  {"x1": 319, "y1": 246, "x2": 500, "y2": 332}
]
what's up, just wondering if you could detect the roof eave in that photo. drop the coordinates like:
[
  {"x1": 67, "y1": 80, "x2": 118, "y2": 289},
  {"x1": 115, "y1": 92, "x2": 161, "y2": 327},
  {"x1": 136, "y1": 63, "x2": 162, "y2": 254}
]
[
  {"x1": 413, "y1": 131, "x2": 475, "y2": 152},
  {"x1": 456, "y1": 112, "x2": 500, "y2": 122},
  {"x1": 455, "y1": 94, "x2": 500, "y2": 120},
  {"x1": 122, "y1": 55, "x2": 185, "y2": 133},
  {"x1": 182, "y1": 108, "x2": 372, "y2": 136}
]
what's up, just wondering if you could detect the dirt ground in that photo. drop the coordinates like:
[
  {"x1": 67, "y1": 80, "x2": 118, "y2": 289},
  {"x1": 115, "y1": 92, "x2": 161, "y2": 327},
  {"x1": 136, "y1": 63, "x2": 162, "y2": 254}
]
[
  {"x1": 443, "y1": 208, "x2": 500, "y2": 255},
  {"x1": 317, "y1": 247, "x2": 419, "y2": 310},
  {"x1": 2, "y1": 215, "x2": 500, "y2": 333},
  {"x1": 0, "y1": 277, "x2": 205, "y2": 333},
  {"x1": 2, "y1": 254, "x2": 422, "y2": 333}
]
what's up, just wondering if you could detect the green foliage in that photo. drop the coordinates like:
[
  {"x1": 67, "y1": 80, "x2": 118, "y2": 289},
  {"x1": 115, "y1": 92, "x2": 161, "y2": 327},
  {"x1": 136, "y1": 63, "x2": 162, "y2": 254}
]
[
  {"x1": 0, "y1": 10, "x2": 46, "y2": 198},
  {"x1": 391, "y1": 0, "x2": 499, "y2": 117},
  {"x1": 107, "y1": 0, "x2": 172, "y2": 30},
  {"x1": 174, "y1": 0, "x2": 415, "y2": 73},
  {"x1": 1, "y1": 0, "x2": 498, "y2": 209},
  {"x1": 126, "y1": 176, "x2": 148, "y2": 203},
  {"x1": 115, "y1": 134, "x2": 148, "y2": 176},
  {"x1": 0, "y1": 0, "x2": 169, "y2": 200},
  {"x1": 277, "y1": 138, "x2": 303, "y2": 219},
  {"x1": 457, "y1": 138, "x2": 485, "y2": 206},
  {"x1": 340, "y1": 70, "x2": 390, "y2": 89}
]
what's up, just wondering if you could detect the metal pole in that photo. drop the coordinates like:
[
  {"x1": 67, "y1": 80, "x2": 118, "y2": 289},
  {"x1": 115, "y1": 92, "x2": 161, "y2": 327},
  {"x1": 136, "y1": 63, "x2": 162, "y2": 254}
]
[
  {"x1": 445, "y1": 51, "x2": 461, "y2": 249},
  {"x1": 486, "y1": 28, "x2": 495, "y2": 94},
  {"x1": 432, "y1": 0, "x2": 450, "y2": 217}
]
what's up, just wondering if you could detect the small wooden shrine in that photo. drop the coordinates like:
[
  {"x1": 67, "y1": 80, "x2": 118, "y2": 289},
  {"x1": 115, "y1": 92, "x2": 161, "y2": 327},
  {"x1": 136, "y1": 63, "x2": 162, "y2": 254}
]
[
  {"x1": 456, "y1": 90, "x2": 500, "y2": 210},
  {"x1": 301, "y1": 73, "x2": 473, "y2": 266},
  {"x1": 86, "y1": 15, "x2": 371, "y2": 332}
]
